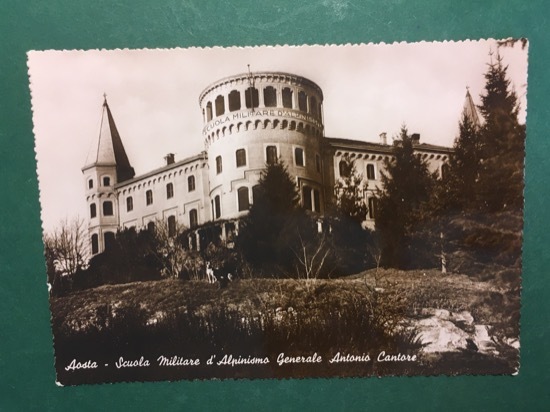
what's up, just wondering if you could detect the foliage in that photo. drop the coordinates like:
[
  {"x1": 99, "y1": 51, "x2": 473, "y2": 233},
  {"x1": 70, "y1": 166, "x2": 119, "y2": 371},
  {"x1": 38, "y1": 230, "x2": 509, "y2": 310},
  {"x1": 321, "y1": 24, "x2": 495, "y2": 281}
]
[
  {"x1": 236, "y1": 160, "x2": 315, "y2": 274},
  {"x1": 375, "y1": 126, "x2": 437, "y2": 268},
  {"x1": 333, "y1": 154, "x2": 368, "y2": 225},
  {"x1": 475, "y1": 52, "x2": 525, "y2": 212}
]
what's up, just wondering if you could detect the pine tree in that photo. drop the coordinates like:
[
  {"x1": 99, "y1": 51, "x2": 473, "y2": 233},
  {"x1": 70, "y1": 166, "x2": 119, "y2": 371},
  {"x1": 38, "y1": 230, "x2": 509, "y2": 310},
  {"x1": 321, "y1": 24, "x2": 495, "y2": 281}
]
[
  {"x1": 444, "y1": 112, "x2": 481, "y2": 211},
  {"x1": 376, "y1": 126, "x2": 436, "y2": 268},
  {"x1": 476, "y1": 52, "x2": 525, "y2": 212},
  {"x1": 334, "y1": 154, "x2": 368, "y2": 224},
  {"x1": 236, "y1": 160, "x2": 313, "y2": 272}
]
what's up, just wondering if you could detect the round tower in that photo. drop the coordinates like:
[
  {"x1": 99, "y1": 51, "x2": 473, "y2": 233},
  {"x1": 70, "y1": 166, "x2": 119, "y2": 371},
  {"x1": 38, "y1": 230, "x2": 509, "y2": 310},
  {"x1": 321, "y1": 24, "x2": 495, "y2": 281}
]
[{"x1": 199, "y1": 71, "x2": 325, "y2": 221}]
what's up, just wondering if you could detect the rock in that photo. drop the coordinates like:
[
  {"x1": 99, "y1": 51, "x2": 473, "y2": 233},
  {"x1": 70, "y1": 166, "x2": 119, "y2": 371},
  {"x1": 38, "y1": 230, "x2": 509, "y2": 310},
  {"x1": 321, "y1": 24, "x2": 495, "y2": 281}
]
[
  {"x1": 450, "y1": 311, "x2": 474, "y2": 326},
  {"x1": 473, "y1": 325, "x2": 498, "y2": 355},
  {"x1": 415, "y1": 317, "x2": 469, "y2": 353}
]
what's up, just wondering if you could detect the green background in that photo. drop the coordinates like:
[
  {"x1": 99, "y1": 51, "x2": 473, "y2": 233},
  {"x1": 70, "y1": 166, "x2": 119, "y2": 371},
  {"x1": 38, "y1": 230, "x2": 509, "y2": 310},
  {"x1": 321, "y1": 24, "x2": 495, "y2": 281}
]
[{"x1": 1, "y1": 1, "x2": 548, "y2": 410}]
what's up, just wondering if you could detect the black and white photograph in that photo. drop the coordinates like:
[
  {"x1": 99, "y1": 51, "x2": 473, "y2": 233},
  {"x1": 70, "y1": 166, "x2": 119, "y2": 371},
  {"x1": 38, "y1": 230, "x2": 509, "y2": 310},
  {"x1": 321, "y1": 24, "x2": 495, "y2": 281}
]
[{"x1": 29, "y1": 40, "x2": 527, "y2": 385}]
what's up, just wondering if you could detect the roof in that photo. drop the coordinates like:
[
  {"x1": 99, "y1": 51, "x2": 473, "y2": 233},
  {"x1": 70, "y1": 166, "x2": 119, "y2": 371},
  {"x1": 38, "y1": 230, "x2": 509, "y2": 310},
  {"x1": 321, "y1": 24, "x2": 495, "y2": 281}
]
[
  {"x1": 463, "y1": 89, "x2": 481, "y2": 128},
  {"x1": 83, "y1": 98, "x2": 135, "y2": 182},
  {"x1": 326, "y1": 137, "x2": 452, "y2": 154},
  {"x1": 115, "y1": 152, "x2": 207, "y2": 189}
]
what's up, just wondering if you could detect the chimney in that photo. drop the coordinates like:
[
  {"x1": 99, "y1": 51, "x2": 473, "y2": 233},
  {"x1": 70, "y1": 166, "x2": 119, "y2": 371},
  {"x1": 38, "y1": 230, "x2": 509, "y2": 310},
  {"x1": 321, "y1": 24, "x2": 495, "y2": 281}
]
[
  {"x1": 411, "y1": 133, "x2": 420, "y2": 145},
  {"x1": 164, "y1": 153, "x2": 175, "y2": 165},
  {"x1": 379, "y1": 132, "x2": 387, "y2": 145}
]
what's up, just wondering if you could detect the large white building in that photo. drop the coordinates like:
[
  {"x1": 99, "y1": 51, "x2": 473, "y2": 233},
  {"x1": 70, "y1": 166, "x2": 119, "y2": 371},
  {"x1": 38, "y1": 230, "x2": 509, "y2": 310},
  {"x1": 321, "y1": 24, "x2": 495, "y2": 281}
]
[{"x1": 82, "y1": 71, "x2": 459, "y2": 255}]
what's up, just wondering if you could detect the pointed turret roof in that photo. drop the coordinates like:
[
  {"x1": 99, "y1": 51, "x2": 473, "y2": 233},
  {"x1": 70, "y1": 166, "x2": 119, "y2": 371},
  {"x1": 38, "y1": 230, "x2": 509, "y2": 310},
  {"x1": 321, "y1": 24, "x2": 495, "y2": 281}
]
[
  {"x1": 83, "y1": 96, "x2": 135, "y2": 182},
  {"x1": 462, "y1": 88, "x2": 481, "y2": 128}
]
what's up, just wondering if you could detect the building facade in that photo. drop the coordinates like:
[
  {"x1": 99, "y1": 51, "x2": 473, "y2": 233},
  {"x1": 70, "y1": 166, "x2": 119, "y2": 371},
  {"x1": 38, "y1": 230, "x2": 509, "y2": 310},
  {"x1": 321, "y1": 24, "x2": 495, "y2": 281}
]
[{"x1": 82, "y1": 71, "x2": 457, "y2": 255}]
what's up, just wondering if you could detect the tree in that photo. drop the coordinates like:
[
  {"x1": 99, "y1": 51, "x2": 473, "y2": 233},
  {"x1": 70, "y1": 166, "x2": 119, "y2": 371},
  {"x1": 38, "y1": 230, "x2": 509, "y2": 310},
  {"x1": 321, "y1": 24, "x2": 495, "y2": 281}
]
[
  {"x1": 376, "y1": 126, "x2": 437, "y2": 268},
  {"x1": 330, "y1": 154, "x2": 371, "y2": 274},
  {"x1": 476, "y1": 52, "x2": 525, "y2": 212},
  {"x1": 149, "y1": 218, "x2": 189, "y2": 278},
  {"x1": 443, "y1": 112, "x2": 481, "y2": 211},
  {"x1": 236, "y1": 160, "x2": 314, "y2": 273},
  {"x1": 44, "y1": 217, "x2": 89, "y2": 278}
]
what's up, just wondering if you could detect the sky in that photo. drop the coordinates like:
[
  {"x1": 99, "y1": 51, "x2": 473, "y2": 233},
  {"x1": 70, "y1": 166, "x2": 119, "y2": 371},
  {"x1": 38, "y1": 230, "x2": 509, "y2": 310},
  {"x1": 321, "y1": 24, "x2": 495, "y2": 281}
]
[{"x1": 29, "y1": 40, "x2": 528, "y2": 234}]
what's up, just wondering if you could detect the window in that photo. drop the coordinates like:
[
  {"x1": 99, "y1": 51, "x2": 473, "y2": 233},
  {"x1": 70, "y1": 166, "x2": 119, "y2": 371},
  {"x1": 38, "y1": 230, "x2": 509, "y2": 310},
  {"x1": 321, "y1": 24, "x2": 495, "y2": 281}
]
[
  {"x1": 339, "y1": 160, "x2": 350, "y2": 178},
  {"x1": 189, "y1": 209, "x2": 198, "y2": 229},
  {"x1": 103, "y1": 176, "x2": 111, "y2": 186},
  {"x1": 294, "y1": 147, "x2": 304, "y2": 167},
  {"x1": 216, "y1": 156, "x2": 223, "y2": 174},
  {"x1": 228, "y1": 90, "x2": 241, "y2": 112},
  {"x1": 147, "y1": 221, "x2": 155, "y2": 232},
  {"x1": 103, "y1": 201, "x2": 113, "y2": 216},
  {"x1": 146, "y1": 190, "x2": 153, "y2": 206},
  {"x1": 104, "y1": 232, "x2": 115, "y2": 251},
  {"x1": 366, "y1": 164, "x2": 375, "y2": 180},
  {"x1": 368, "y1": 197, "x2": 377, "y2": 219},
  {"x1": 298, "y1": 91, "x2": 307, "y2": 112},
  {"x1": 90, "y1": 203, "x2": 97, "y2": 218},
  {"x1": 266, "y1": 145, "x2": 277, "y2": 165},
  {"x1": 238, "y1": 187, "x2": 250, "y2": 211},
  {"x1": 126, "y1": 196, "x2": 133, "y2": 212},
  {"x1": 441, "y1": 163, "x2": 450, "y2": 180},
  {"x1": 313, "y1": 189, "x2": 321, "y2": 212},
  {"x1": 166, "y1": 182, "x2": 174, "y2": 199},
  {"x1": 168, "y1": 215, "x2": 176, "y2": 237},
  {"x1": 188, "y1": 175, "x2": 195, "y2": 192},
  {"x1": 88, "y1": 179, "x2": 94, "y2": 189},
  {"x1": 282, "y1": 87, "x2": 293, "y2": 108},
  {"x1": 236, "y1": 149, "x2": 246, "y2": 167},
  {"x1": 245, "y1": 87, "x2": 259, "y2": 109},
  {"x1": 263, "y1": 86, "x2": 277, "y2": 107},
  {"x1": 310, "y1": 96, "x2": 318, "y2": 115},
  {"x1": 315, "y1": 154, "x2": 321, "y2": 173},
  {"x1": 91, "y1": 234, "x2": 99, "y2": 255},
  {"x1": 303, "y1": 186, "x2": 312, "y2": 210},
  {"x1": 206, "y1": 102, "x2": 213, "y2": 121},
  {"x1": 214, "y1": 195, "x2": 221, "y2": 219},
  {"x1": 215, "y1": 95, "x2": 225, "y2": 116}
]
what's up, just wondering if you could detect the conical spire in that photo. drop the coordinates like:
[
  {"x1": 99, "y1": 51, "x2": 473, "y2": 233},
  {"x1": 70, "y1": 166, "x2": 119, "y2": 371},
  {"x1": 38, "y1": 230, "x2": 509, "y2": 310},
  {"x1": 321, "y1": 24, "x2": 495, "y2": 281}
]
[
  {"x1": 462, "y1": 88, "x2": 481, "y2": 128},
  {"x1": 84, "y1": 96, "x2": 135, "y2": 182}
]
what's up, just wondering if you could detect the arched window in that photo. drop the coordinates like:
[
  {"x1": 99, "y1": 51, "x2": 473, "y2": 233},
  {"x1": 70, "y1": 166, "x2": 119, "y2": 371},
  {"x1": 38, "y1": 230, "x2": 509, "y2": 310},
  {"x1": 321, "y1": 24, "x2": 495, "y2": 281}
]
[
  {"x1": 104, "y1": 232, "x2": 115, "y2": 251},
  {"x1": 263, "y1": 86, "x2": 277, "y2": 107},
  {"x1": 88, "y1": 179, "x2": 94, "y2": 189},
  {"x1": 339, "y1": 160, "x2": 350, "y2": 178},
  {"x1": 294, "y1": 147, "x2": 304, "y2": 167},
  {"x1": 188, "y1": 175, "x2": 195, "y2": 192},
  {"x1": 238, "y1": 187, "x2": 250, "y2": 211},
  {"x1": 103, "y1": 201, "x2": 113, "y2": 216},
  {"x1": 147, "y1": 221, "x2": 155, "y2": 232},
  {"x1": 91, "y1": 234, "x2": 99, "y2": 255},
  {"x1": 245, "y1": 87, "x2": 259, "y2": 109},
  {"x1": 103, "y1": 176, "x2": 111, "y2": 186},
  {"x1": 366, "y1": 164, "x2": 376, "y2": 180},
  {"x1": 266, "y1": 145, "x2": 277, "y2": 165},
  {"x1": 126, "y1": 196, "x2": 133, "y2": 212},
  {"x1": 189, "y1": 209, "x2": 198, "y2": 229},
  {"x1": 236, "y1": 149, "x2": 246, "y2": 167},
  {"x1": 206, "y1": 102, "x2": 213, "y2": 121},
  {"x1": 228, "y1": 90, "x2": 241, "y2": 111},
  {"x1": 168, "y1": 215, "x2": 176, "y2": 237},
  {"x1": 302, "y1": 186, "x2": 312, "y2": 210},
  {"x1": 282, "y1": 87, "x2": 293, "y2": 108},
  {"x1": 90, "y1": 203, "x2": 97, "y2": 218},
  {"x1": 214, "y1": 195, "x2": 221, "y2": 219},
  {"x1": 146, "y1": 190, "x2": 153, "y2": 205},
  {"x1": 298, "y1": 91, "x2": 307, "y2": 112},
  {"x1": 368, "y1": 197, "x2": 378, "y2": 219},
  {"x1": 215, "y1": 95, "x2": 225, "y2": 116},
  {"x1": 166, "y1": 182, "x2": 174, "y2": 199},
  {"x1": 310, "y1": 96, "x2": 318, "y2": 116},
  {"x1": 216, "y1": 156, "x2": 223, "y2": 174}
]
